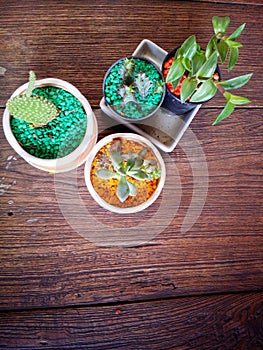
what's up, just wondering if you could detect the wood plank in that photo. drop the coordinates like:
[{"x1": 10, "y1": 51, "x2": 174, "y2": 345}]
[
  {"x1": 0, "y1": 292, "x2": 262, "y2": 349},
  {"x1": 0, "y1": 108, "x2": 262, "y2": 310},
  {"x1": 0, "y1": 0, "x2": 262, "y2": 107},
  {"x1": 195, "y1": 0, "x2": 263, "y2": 5}
]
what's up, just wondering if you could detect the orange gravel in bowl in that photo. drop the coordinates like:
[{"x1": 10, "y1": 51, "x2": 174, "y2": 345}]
[{"x1": 90, "y1": 137, "x2": 160, "y2": 208}]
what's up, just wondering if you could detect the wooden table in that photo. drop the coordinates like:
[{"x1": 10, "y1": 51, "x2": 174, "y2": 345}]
[{"x1": 0, "y1": 1, "x2": 262, "y2": 349}]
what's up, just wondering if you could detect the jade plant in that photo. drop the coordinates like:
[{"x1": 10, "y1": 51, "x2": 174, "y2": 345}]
[
  {"x1": 164, "y1": 16, "x2": 253, "y2": 124},
  {"x1": 96, "y1": 146, "x2": 161, "y2": 202},
  {"x1": 104, "y1": 57, "x2": 164, "y2": 119},
  {"x1": 7, "y1": 71, "x2": 59, "y2": 127}
]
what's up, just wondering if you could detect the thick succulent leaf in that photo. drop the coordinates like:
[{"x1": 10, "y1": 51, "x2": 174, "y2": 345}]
[
  {"x1": 166, "y1": 59, "x2": 185, "y2": 83},
  {"x1": 228, "y1": 46, "x2": 238, "y2": 71},
  {"x1": 224, "y1": 91, "x2": 251, "y2": 105},
  {"x1": 126, "y1": 158, "x2": 135, "y2": 171},
  {"x1": 218, "y1": 73, "x2": 253, "y2": 90},
  {"x1": 127, "y1": 180, "x2": 137, "y2": 197},
  {"x1": 180, "y1": 77, "x2": 198, "y2": 103},
  {"x1": 228, "y1": 23, "x2": 246, "y2": 40},
  {"x1": 122, "y1": 152, "x2": 136, "y2": 160},
  {"x1": 128, "y1": 170, "x2": 149, "y2": 181},
  {"x1": 212, "y1": 100, "x2": 235, "y2": 125},
  {"x1": 138, "y1": 148, "x2": 148, "y2": 158},
  {"x1": 116, "y1": 176, "x2": 130, "y2": 202},
  {"x1": 190, "y1": 79, "x2": 217, "y2": 103},
  {"x1": 96, "y1": 169, "x2": 119, "y2": 180},
  {"x1": 110, "y1": 150, "x2": 123, "y2": 170},
  {"x1": 116, "y1": 166, "x2": 126, "y2": 176},
  {"x1": 216, "y1": 40, "x2": 229, "y2": 64},
  {"x1": 212, "y1": 16, "x2": 230, "y2": 34},
  {"x1": 133, "y1": 156, "x2": 144, "y2": 170},
  {"x1": 196, "y1": 51, "x2": 217, "y2": 78},
  {"x1": 180, "y1": 35, "x2": 197, "y2": 60},
  {"x1": 144, "y1": 159, "x2": 157, "y2": 167}
]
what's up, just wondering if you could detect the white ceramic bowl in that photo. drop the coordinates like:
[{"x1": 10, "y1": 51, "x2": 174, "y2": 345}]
[
  {"x1": 84, "y1": 133, "x2": 166, "y2": 214},
  {"x1": 3, "y1": 78, "x2": 98, "y2": 173}
]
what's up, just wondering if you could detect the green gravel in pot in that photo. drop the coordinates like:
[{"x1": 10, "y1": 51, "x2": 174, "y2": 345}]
[
  {"x1": 103, "y1": 56, "x2": 165, "y2": 121},
  {"x1": 10, "y1": 84, "x2": 87, "y2": 159}
]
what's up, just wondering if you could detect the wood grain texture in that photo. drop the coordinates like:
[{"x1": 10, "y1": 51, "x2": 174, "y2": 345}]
[
  {"x1": 0, "y1": 1, "x2": 262, "y2": 347},
  {"x1": 195, "y1": 0, "x2": 263, "y2": 5},
  {"x1": 0, "y1": 292, "x2": 262, "y2": 350},
  {"x1": 1, "y1": 107, "x2": 262, "y2": 311},
  {"x1": 0, "y1": 0, "x2": 262, "y2": 107}
]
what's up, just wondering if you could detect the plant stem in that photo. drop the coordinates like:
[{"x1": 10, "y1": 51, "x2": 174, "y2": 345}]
[{"x1": 216, "y1": 83, "x2": 225, "y2": 95}]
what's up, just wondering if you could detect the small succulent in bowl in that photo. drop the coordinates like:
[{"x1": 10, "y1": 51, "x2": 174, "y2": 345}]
[
  {"x1": 85, "y1": 133, "x2": 166, "y2": 213},
  {"x1": 163, "y1": 16, "x2": 253, "y2": 124},
  {"x1": 96, "y1": 144, "x2": 161, "y2": 203},
  {"x1": 103, "y1": 57, "x2": 165, "y2": 120},
  {"x1": 7, "y1": 71, "x2": 59, "y2": 127}
]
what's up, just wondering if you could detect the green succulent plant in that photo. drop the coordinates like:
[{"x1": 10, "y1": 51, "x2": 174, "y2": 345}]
[
  {"x1": 96, "y1": 146, "x2": 161, "y2": 203},
  {"x1": 117, "y1": 58, "x2": 163, "y2": 105},
  {"x1": 7, "y1": 71, "x2": 59, "y2": 127},
  {"x1": 166, "y1": 16, "x2": 253, "y2": 124}
]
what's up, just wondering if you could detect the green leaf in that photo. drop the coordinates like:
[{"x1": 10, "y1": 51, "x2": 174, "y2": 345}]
[
  {"x1": 228, "y1": 23, "x2": 246, "y2": 40},
  {"x1": 190, "y1": 79, "x2": 217, "y2": 103},
  {"x1": 127, "y1": 180, "x2": 137, "y2": 197},
  {"x1": 216, "y1": 40, "x2": 229, "y2": 64},
  {"x1": 196, "y1": 51, "x2": 218, "y2": 78},
  {"x1": 225, "y1": 39, "x2": 243, "y2": 48},
  {"x1": 228, "y1": 46, "x2": 238, "y2": 71},
  {"x1": 96, "y1": 169, "x2": 119, "y2": 180},
  {"x1": 205, "y1": 36, "x2": 216, "y2": 59},
  {"x1": 212, "y1": 100, "x2": 235, "y2": 125},
  {"x1": 116, "y1": 176, "x2": 130, "y2": 202},
  {"x1": 180, "y1": 77, "x2": 198, "y2": 103},
  {"x1": 182, "y1": 57, "x2": 191, "y2": 71},
  {"x1": 180, "y1": 35, "x2": 197, "y2": 60},
  {"x1": 110, "y1": 150, "x2": 123, "y2": 170},
  {"x1": 224, "y1": 91, "x2": 251, "y2": 105},
  {"x1": 192, "y1": 52, "x2": 206, "y2": 75},
  {"x1": 172, "y1": 78, "x2": 180, "y2": 90},
  {"x1": 166, "y1": 59, "x2": 185, "y2": 83},
  {"x1": 212, "y1": 16, "x2": 230, "y2": 35},
  {"x1": 175, "y1": 47, "x2": 182, "y2": 60},
  {"x1": 218, "y1": 73, "x2": 253, "y2": 90}
]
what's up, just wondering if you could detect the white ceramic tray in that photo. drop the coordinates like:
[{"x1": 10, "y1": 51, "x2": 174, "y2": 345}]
[{"x1": 100, "y1": 39, "x2": 201, "y2": 152}]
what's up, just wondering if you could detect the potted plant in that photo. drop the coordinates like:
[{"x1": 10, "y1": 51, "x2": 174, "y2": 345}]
[
  {"x1": 84, "y1": 133, "x2": 166, "y2": 213},
  {"x1": 103, "y1": 56, "x2": 165, "y2": 121},
  {"x1": 3, "y1": 71, "x2": 98, "y2": 172},
  {"x1": 162, "y1": 16, "x2": 253, "y2": 124}
]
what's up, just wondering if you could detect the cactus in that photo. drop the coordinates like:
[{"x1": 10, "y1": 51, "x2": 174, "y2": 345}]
[{"x1": 7, "y1": 71, "x2": 59, "y2": 127}]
